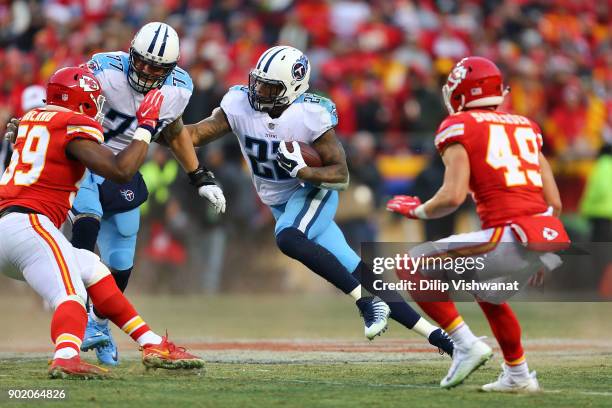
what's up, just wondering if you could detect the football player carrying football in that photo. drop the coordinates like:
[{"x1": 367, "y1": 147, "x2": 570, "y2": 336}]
[
  {"x1": 0, "y1": 66, "x2": 204, "y2": 378},
  {"x1": 387, "y1": 56, "x2": 569, "y2": 391},
  {"x1": 6, "y1": 22, "x2": 226, "y2": 366},
  {"x1": 180, "y1": 45, "x2": 454, "y2": 355}
]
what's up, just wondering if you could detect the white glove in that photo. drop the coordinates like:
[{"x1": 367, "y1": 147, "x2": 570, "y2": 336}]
[
  {"x1": 276, "y1": 141, "x2": 307, "y2": 178},
  {"x1": 198, "y1": 184, "x2": 226, "y2": 214}
]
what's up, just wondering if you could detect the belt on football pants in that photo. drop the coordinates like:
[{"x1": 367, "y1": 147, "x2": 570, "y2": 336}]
[{"x1": 0, "y1": 205, "x2": 37, "y2": 219}]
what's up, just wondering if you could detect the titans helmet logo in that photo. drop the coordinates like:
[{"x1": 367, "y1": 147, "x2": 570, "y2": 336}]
[{"x1": 291, "y1": 55, "x2": 309, "y2": 81}]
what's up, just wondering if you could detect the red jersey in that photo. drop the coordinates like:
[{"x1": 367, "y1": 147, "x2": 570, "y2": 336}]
[
  {"x1": 0, "y1": 108, "x2": 103, "y2": 228},
  {"x1": 434, "y1": 109, "x2": 548, "y2": 229}
]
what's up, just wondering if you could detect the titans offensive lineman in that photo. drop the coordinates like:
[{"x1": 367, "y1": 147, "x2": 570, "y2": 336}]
[{"x1": 181, "y1": 46, "x2": 453, "y2": 354}]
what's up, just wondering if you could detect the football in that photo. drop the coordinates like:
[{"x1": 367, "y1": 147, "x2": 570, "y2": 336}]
[{"x1": 287, "y1": 141, "x2": 323, "y2": 167}]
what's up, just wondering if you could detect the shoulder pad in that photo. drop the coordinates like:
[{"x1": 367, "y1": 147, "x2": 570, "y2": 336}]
[
  {"x1": 66, "y1": 113, "x2": 104, "y2": 144},
  {"x1": 220, "y1": 85, "x2": 250, "y2": 117},
  {"x1": 164, "y1": 66, "x2": 194, "y2": 92},
  {"x1": 296, "y1": 93, "x2": 338, "y2": 131},
  {"x1": 88, "y1": 52, "x2": 129, "y2": 74}
]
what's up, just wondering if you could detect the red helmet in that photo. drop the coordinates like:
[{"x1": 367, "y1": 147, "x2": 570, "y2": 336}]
[
  {"x1": 46, "y1": 66, "x2": 105, "y2": 122},
  {"x1": 442, "y1": 56, "x2": 508, "y2": 114}
]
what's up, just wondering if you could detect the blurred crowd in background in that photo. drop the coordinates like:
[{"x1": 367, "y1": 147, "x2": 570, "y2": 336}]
[{"x1": 0, "y1": 0, "x2": 610, "y2": 295}]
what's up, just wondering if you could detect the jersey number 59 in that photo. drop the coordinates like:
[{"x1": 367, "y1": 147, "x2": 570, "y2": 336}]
[{"x1": 0, "y1": 125, "x2": 50, "y2": 186}]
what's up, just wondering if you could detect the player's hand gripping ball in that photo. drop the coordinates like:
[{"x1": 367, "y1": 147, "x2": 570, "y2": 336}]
[{"x1": 276, "y1": 141, "x2": 322, "y2": 178}]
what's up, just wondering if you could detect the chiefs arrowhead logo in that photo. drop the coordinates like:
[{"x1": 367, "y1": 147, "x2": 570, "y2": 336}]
[
  {"x1": 446, "y1": 61, "x2": 468, "y2": 93},
  {"x1": 542, "y1": 227, "x2": 559, "y2": 241},
  {"x1": 79, "y1": 75, "x2": 99, "y2": 92}
]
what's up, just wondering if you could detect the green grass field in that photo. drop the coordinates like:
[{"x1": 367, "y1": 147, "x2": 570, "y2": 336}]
[{"x1": 1, "y1": 294, "x2": 611, "y2": 407}]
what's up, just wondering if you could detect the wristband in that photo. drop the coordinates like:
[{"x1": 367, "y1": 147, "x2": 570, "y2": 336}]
[
  {"x1": 188, "y1": 166, "x2": 215, "y2": 187},
  {"x1": 414, "y1": 204, "x2": 429, "y2": 219},
  {"x1": 133, "y1": 126, "x2": 152, "y2": 144}
]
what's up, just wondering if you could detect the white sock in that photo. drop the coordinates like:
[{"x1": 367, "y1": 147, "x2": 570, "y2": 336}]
[
  {"x1": 54, "y1": 347, "x2": 78, "y2": 360},
  {"x1": 411, "y1": 317, "x2": 437, "y2": 338},
  {"x1": 90, "y1": 308, "x2": 109, "y2": 326},
  {"x1": 349, "y1": 285, "x2": 363, "y2": 301},
  {"x1": 449, "y1": 323, "x2": 478, "y2": 349},
  {"x1": 506, "y1": 361, "x2": 530, "y2": 378},
  {"x1": 136, "y1": 331, "x2": 163, "y2": 347}
]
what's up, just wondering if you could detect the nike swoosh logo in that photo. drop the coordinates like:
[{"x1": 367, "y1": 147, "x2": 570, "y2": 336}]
[{"x1": 147, "y1": 348, "x2": 170, "y2": 357}]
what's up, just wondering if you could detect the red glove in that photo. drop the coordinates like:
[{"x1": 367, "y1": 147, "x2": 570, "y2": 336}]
[
  {"x1": 386, "y1": 195, "x2": 423, "y2": 219},
  {"x1": 136, "y1": 89, "x2": 164, "y2": 132}
]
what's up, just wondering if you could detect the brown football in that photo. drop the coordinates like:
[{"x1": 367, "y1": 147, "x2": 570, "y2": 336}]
[{"x1": 286, "y1": 141, "x2": 323, "y2": 167}]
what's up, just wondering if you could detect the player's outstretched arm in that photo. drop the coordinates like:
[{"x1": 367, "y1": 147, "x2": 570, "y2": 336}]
[
  {"x1": 182, "y1": 107, "x2": 231, "y2": 147},
  {"x1": 67, "y1": 87, "x2": 163, "y2": 183},
  {"x1": 67, "y1": 139, "x2": 149, "y2": 183},
  {"x1": 293, "y1": 129, "x2": 349, "y2": 190},
  {"x1": 162, "y1": 108, "x2": 228, "y2": 214},
  {"x1": 420, "y1": 143, "x2": 470, "y2": 218},
  {"x1": 539, "y1": 152, "x2": 562, "y2": 216}
]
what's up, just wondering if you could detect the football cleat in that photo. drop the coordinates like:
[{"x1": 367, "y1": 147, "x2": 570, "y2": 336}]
[
  {"x1": 440, "y1": 337, "x2": 492, "y2": 389},
  {"x1": 428, "y1": 328, "x2": 455, "y2": 357},
  {"x1": 94, "y1": 324, "x2": 119, "y2": 366},
  {"x1": 81, "y1": 317, "x2": 110, "y2": 352},
  {"x1": 142, "y1": 335, "x2": 205, "y2": 370},
  {"x1": 356, "y1": 296, "x2": 391, "y2": 340},
  {"x1": 48, "y1": 356, "x2": 109, "y2": 379},
  {"x1": 481, "y1": 364, "x2": 541, "y2": 393}
]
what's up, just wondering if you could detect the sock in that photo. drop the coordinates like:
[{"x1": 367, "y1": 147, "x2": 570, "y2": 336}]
[
  {"x1": 136, "y1": 331, "x2": 163, "y2": 347},
  {"x1": 352, "y1": 261, "x2": 421, "y2": 329},
  {"x1": 71, "y1": 216, "x2": 100, "y2": 251},
  {"x1": 411, "y1": 317, "x2": 438, "y2": 338},
  {"x1": 87, "y1": 275, "x2": 154, "y2": 343},
  {"x1": 51, "y1": 299, "x2": 87, "y2": 360},
  {"x1": 92, "y1": 267, "x2": 132, "y2": 320},
  {"x1": 415, "y1": 301, "x2": 461, "y2": 330},
  {"x1": 447, "y1": 318, "x2": 478, "y2": 349},
  {"x1": 349, "y1": 285, "x2": 363, "y2": 301},
  {"x1": 506, "y1": 361, "x2": 530, "y2": 378},
  {"x1": 276, "y1": 228, "x2": 360, "y2": 294},
  {"x1": 90, "y1": 306, "x2": 108, "y2": 325},
  {"x1": 478, "y1": 301, "x2": 524, "y2": 363}
]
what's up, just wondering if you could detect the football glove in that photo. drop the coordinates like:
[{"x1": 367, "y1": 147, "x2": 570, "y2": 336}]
[
  {"x1": 4, "y1": 117, "x2": 19, "y2": 144},
  {"x1": 188, "y1": 166, "x2": 226, "y2": 214},
  {"x1": 136, "y1": 89, "x2": 164, "y2": 133},
  {"x1": 386, "y1": 195, "x2": 426, "y2": 219},
  {"x1": 276, "y1": 141, "x2": 307, "y2": 178}
]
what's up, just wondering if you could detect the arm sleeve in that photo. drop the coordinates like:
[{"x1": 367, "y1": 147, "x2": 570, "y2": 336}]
[{"x1": 434, "y1": 117, "x2": 467, "y2": 154}]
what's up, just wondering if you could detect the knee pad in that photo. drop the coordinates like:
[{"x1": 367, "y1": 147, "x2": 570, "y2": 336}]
[
  {"x1": 84, "y1": 261, "x2": 112, "y2": 289},
  {"x1": 106, "y1": 250, "x2": 134, "y2": 271},
  {"x1": 71, "y1": 215, "x2": 101, "y2": 252},
  {"x1": 275, "y1": 228, "x2": 307, "y2": 256},
  {"x1": 110, "y1": 267, "x2": 132, "y2": 292}
]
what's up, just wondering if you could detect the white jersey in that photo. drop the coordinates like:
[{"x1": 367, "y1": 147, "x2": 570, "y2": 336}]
[
  {"x1": 220, "y1": 86, "x2": 338, "y2": 206},
  {"x1": 86, "y1": 51, "x2": 193, "y2": 154}
]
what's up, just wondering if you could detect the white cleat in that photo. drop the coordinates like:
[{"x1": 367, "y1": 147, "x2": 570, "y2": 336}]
[
  {"x1": 356, "y1": 296, "x2": 391, "y2": 340},
  {"x1": 440, "y1": 337, "x2": 493, "y2": 389},
  {"x1": 481, "y1": 364, "x2": 541, "y2": 393}
]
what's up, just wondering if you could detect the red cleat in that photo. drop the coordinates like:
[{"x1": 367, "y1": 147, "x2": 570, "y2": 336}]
[
  {"x1": 48, "y1": 356, "x2": 109, "y2": 379},
  {"x1": 142, "y1": 335, "x2": 205, "y2": 370}
]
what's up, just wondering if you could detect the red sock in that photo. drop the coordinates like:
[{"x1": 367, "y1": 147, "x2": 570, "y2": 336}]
[
  {"x1": 87, "y1": 275, "x2": 151, "y2": 342},
  {"x1": 478, "y1": 301, "x2": 525, "y2": 364},
  {"x1": 51, "y1": 300, "x2": 87, "y2": 356},
  {"x1": 416, "y1": 301, "x2": 461, "y2": 331}
]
